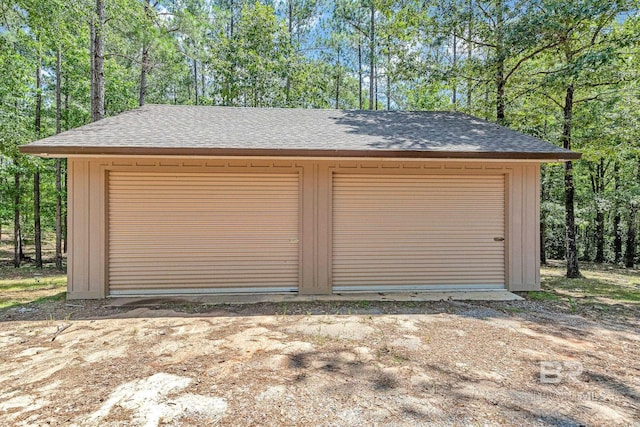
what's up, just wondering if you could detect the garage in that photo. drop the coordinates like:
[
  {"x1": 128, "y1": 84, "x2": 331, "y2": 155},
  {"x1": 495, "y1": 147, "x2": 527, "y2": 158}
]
[
  {"x1": 108, "y1": 171, "x2": 300, "y2": 295},
  {"x1": 19, "y1": 104, "x2": 580, "y2": 299},
  {"x1": 332, "y1": 173, "x2": 505, "y2": 291}
]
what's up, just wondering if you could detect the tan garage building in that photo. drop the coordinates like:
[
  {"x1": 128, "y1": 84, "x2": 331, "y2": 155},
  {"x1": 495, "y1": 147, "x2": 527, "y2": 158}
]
[{"x1": 20, "y1": 105, "x2": 580, "y2": 299}]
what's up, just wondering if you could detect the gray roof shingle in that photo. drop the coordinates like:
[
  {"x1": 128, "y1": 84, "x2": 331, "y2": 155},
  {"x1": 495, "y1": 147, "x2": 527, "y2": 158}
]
[{"x1": 20, "y1": 104, "x2": 580, "y2": 160}]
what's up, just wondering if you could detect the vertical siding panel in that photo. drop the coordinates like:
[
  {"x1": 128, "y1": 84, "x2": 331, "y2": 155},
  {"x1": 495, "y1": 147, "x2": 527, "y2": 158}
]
[
  {"x1": 513, "y1": 164, "x2": 541, "y2": 291},
  {"x1": 531, "y1": 164, "x2": 540, "y2": 289},
  {"x1": 315, "y1": 164, "x2": 331, "y2": 294},
  {"x1": 507, "y1": 164, "x2": 540, "y2": 292},
  {"x1": 88, "y1": 161, "x2": 106, "y2": 297},
  {"x1": 300, "y1": 164, "x2": 315, "y2": 294},
  {"x1": 66, "y1": 159, "x2": 75, "y2": 296},
  {"x1": 72, "y1": 159, "x2": 89, "y2": 296},
  {"x1": 523, "y1": 164, "x2": 541, "y2": 290},
  {"x1": 509, "y1": 166, "x2": 524, "y2": 290},
  {"x1": 522, "y1": 166, "x2": 532, "y2": 287},
  {"x1": 79, "y1": 159, "x2": 89, "y2": 293},
  {"x1": 504, "y1": 170, "x2": 511, "y2": 290}
]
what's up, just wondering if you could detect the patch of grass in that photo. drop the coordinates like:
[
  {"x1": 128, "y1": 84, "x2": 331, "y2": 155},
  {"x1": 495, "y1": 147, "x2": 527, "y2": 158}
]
[
  {"x1": 0, "y1": 276, "x2": 66, "y2": 292},
  {"x1": 535, "y1": 263, "x2": 640, "y2": 318},
  {"x1": 527, "y1": 291, "x2": 560, "y2": 301},
  {"x1": 0, "y1": 291, "x2": 67, "y2": 310},
  {"x1": 32, "y1": 291, "x2": 67, "y2": 304},
  {"x1": 277, "y1": 302, "x2": 289, "y2": 316},
  {"x1": 0, "y1": 264, "x2": 65, "y2": 280},
  {"x1": 356, "y1": 300, "x2": 371, "y2": 309},
  {"x1": 541, "y1": 273, "x2": 640, "y2": 303},
  {"x1": 0, "y1": 274, "x2": 66, "y2": 309}
]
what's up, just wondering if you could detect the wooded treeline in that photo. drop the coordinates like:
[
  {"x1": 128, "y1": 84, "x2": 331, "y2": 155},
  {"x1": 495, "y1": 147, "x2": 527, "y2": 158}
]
[{"x1": 1, "y1": 0, "x2": 639, "y2": 277}]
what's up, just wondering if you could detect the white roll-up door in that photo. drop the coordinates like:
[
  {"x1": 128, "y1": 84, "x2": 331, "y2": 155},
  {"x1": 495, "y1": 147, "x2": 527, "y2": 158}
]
[
  {"x1": 108, "y1": 172, "x2": 300, "y2": 295},
  {"x1": 332, "y1": 174, "x2": 505, "y2": 291}
]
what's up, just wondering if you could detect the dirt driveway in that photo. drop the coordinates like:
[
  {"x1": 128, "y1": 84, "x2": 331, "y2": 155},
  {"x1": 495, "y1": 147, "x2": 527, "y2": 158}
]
[{"x1": 0, "y1": 298, "x2": 638, "y2": 427}]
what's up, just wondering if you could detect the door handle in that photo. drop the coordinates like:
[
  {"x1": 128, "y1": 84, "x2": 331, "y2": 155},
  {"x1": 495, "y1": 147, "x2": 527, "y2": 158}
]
[{"x1": 493, "y1": 237, "x2": 505, "y2": 242}]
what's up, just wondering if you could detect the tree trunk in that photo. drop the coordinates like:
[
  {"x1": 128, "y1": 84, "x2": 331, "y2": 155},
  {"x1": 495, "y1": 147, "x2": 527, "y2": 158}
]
[
  {"x1": 56, "y1": 47, "x2": 63, "y2": 270},
  {"x1": 495, "y1": 0, "x2": 505, "y2": 124},
  {"x1": 63, "y1": 160, "x2": 67, "y2": 254},
  {"x1": 139, "y1": 43, "x2": 149, "y2": 106},
  {"x1": 194, "y1": 59, "x2": 198, "y2": 105},
  {"x1": 452, "y1": 33, "x2": 457, "y2": 108},
  {"x1": 626, "y1": 204, "x2": 637, "y2": 268},
  {"x1": 285, "y1": 0, "x2": 293, "y2": 106},
  {"x1": 54, "y1": 159, "x2": 62, "y2": 269},
  {"x1": 35, "y1": 60, "x2": 42, "y2": 134},
  {"x1": 368, "y1": 4, "x2": 375, "y2": 110},
  {"x1": 63, "y1": 205, "x2": 68, "y2": 253},
  {"x1": 358, "y1": 39, "x2": 363, "y2": 109},
  {"x1": 593, "y1": 158, "x2": 605, "y2": 263},
  {"x1": 201, "y1": 64, "x2": 205, "y2": 99},
  {"x1": 56, "y1": 48, "x2": 62, "y2": 134},
  {"x1": 562, "y1": 85, "x2": 580, "y2": 278},
  {"x1": 540, "y1": 165, "x2": 546, "y2": 265},
  {"x1": 64, "y1": 86, "x2": 69, "y2": 130},
  {"x1": 19, "y1": 225, "x2": 24, "y2": 262},
  {"x1": 335, "y1": 73, "x2": 340, "y2": 109},
  {"x1": 466, "y1": 0, "x2": 473, "y2": 108},
  {"x1": 224, "y1": 1, "x2": 235, "y2": 107},
  {"x1": 91, "y1": 0, "x2": 105, "y2": 121},
  {"x1": 613, "y1": 161, "x2": 622, "y2": 263},
  {"x1": 374, "y1": 62, "x2": 378, "y2": 110},
  {"x1": 13, "y1": 167, "x2": 20, "y2": 268},
  {"x1": 625, "y1": 159, "x2": 640, "y2": 268},
  {"x1": 484, "y1": 86, "x2": 489, "y2": 120},
  {"x1": 139, "y1": 0, "x2": 152, "y2": 107},
  {"x1": 34, "y1": 168, "x2": 42, "y2": 267},
  {"x1": 495, "y1": 69, "x2": 505, "y2": 123},
  {"x1": 386, "y1": 37, "x2": 391, "y2": 110},
  {"x1": 229, "y1": 0, "x2": 234, "y2": 37},
  {"x1": 335, "y1": 47, "x2": 340, "y2": 109},
  {"x1": 34, "y1": 59, "x2": 42, "y2": 268}
]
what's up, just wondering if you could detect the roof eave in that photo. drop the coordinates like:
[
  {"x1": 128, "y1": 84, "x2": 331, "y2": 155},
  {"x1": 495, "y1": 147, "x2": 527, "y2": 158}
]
[{"x1": 19, "y1": 145, "x2": 582, "y2": 161}]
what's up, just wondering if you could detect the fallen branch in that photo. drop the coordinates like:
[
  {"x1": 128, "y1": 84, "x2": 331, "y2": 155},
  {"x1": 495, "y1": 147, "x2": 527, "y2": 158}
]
[{"x1": 51, "y1": 323, "x2": 71, "y2": 342}]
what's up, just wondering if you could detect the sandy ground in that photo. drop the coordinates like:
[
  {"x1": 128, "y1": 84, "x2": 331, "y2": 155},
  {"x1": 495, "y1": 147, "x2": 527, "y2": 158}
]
[{"x1": 0, "y1": 299, "x2": 639, "y2": 427}]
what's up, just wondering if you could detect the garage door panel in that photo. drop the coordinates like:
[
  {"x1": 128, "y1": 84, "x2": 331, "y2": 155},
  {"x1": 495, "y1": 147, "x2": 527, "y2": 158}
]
[
  {"x1": 332, "y1": 174, "x2": 505, "y2": 290},
  {"x1": 108, "y1": 172, "x2": 299, "y2": 295}
]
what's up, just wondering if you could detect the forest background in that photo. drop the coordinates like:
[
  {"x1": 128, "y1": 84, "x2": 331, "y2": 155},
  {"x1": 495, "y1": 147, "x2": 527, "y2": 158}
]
[{"x1": 1, "y1": 0, "x2": 639, "y2": 279}]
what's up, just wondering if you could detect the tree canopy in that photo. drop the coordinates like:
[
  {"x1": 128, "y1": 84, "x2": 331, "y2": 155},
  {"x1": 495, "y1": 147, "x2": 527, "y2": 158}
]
[{"x1": 1, "y1": 0, "x2": 640, "y2": 273}]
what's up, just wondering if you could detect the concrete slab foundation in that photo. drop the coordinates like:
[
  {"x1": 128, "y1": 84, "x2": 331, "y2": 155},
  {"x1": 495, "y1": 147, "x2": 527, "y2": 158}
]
[{"x1": 104, "y1": 290, "x2": 523, "y2": 308}]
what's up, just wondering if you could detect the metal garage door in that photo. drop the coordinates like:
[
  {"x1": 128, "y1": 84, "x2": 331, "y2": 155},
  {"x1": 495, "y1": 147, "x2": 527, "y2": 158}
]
[
  {"x1": 332, "y1": 174, "x2": 505, "y2": 291},
  {"x1": 108, "y1": 172, "x2": 300, "y2": 295}
]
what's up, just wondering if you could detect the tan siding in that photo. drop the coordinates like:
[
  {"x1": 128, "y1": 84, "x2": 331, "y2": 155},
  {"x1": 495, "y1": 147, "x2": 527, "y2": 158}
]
[
  {"x1": 299, "y1": 163, "x2": 316, "y2": 294},
  {"x1": 67, "y1": 159, "x2": 107, "y2": 298},
  {"x1": 66, "y1": 158, "x2": 541, "y2": 299},
  {"x1": 67, "y1": 158, "x2": 77, "y2": 294},
  {"x1": 510, "y1": 167, "x2": 523, "y2": 285},
  {"x1": 88, "y1": 161, "x2": 106, "y2": 294},
  {"x1": 315, "y1": 164, "x2": 332, "y2": 293},
  {"x1": 107, "y1": 172, "x2": 300, "y2": 295},
  {"x1": 507, "y1": 164, "x2": 541, "y2": 291},
  {"x1": 332, "y1": 174, "x2": 505, "y2": 290}
]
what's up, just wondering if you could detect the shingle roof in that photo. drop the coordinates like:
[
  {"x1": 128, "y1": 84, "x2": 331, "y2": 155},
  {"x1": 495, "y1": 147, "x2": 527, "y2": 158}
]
[{"x1": 20, "y1": 104, "x2": 580, "y2": 160}]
